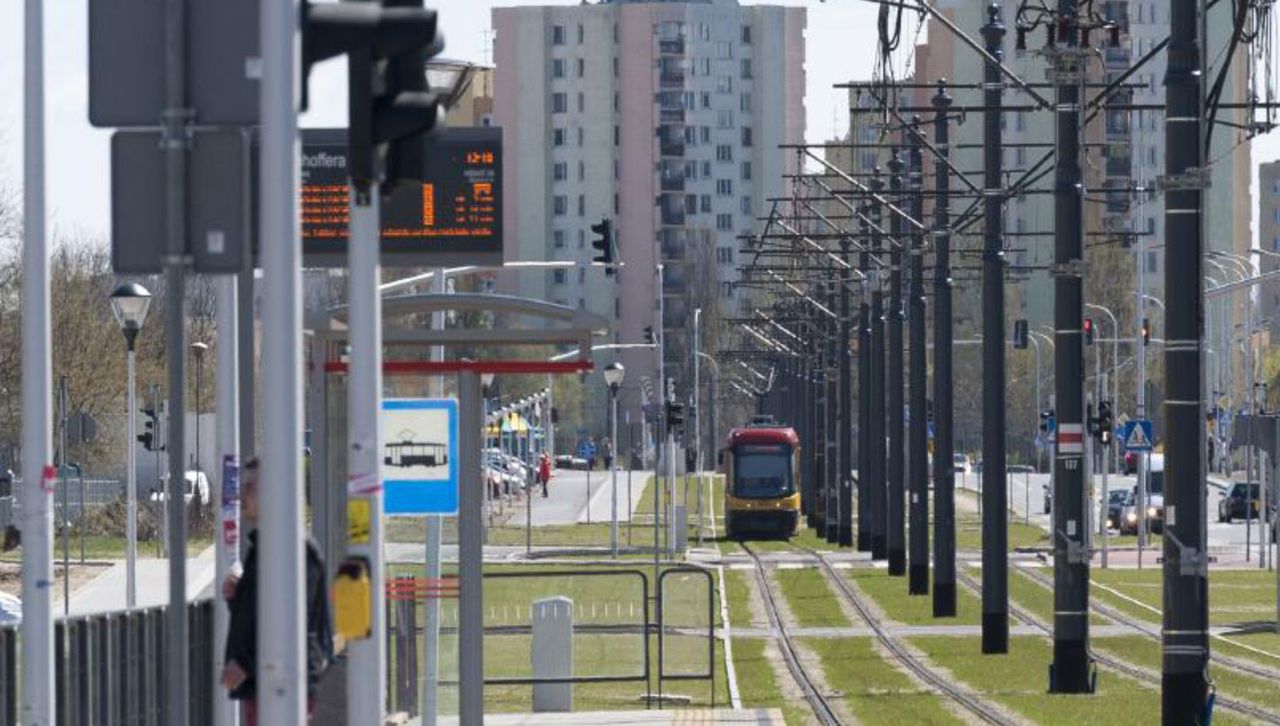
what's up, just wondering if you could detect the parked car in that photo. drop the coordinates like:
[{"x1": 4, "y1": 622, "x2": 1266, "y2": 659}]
[
  {"x1": 953, "y1": 453, "x2": 972, "y2": 475},
  {"x1": 1008, "y1": 464, "x2": 1036, "y2": 474},
  {"x1": 554, "y1": 454, "x2": 589, "y2": 470},
  {"x1": 1218, "y1": 481, "x2": 1261, "y2": 523},
  {"x1": 150, "y1": 470, "x2": 210, "y2": 505}
]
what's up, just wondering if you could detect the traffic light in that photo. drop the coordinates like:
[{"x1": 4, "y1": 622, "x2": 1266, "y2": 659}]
[
  {"x1": 644, "y1": 326, "x2": 655, "y2": 345},
  {"x1": 139, "y1": 407, "x2": 158, "y2": 451},
  {"x1": 1012, "y1": 319, "x2": 1029, "y2": 349},
  {"x1": 302, "y1": 0, "x2": 445, "y2": 188},
  {"x1": 666, "y1": 401, "x2": 685, "y2": 431},
  {"x1": 590, "y1": 218, "x2": 615, "y2": 275},
  {"x1": 1097, "y1": 401, "x2": 1113, "y2": 445},
  {"x1": 1141, "y1": 317, "x2": 1151, "y2": 345},
  {"x1": 1083, "y1": 317, "x2": 1094, "y2": 345}
]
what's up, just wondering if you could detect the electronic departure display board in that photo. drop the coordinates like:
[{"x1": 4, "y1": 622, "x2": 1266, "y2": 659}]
[{"x1": 300, "y1": 127, "x2": 502, "y2": 267}]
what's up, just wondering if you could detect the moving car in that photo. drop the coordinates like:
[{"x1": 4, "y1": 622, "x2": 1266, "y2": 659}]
[
  {"x1": 1218, "y1": 481, "x2": 1261, "y2": 522},
  {"x1": 1120, "y1": 489, "x2": 1164, "y2": 535},
  {"x1": 1105, "y1": 488, "x2": 1129, "y2": 530},
  {"x1": 150, "y1": 470, "x2": 210, "y2": 505}
]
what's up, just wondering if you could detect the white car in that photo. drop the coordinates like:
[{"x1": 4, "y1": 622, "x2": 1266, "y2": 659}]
[
  {"x1": 150, "y1": 470, "x2": 211, "y2": 505},
  {"x1": 953, "y1": 453, "x2": 972, "y2": 474}
]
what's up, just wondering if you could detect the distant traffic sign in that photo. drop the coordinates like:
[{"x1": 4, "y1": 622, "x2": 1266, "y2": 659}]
[
  {"x1": 1122, "y1": 420, "x2": 1154, "y2": 451},
  {"x1": 382, "y1": 399, "x2": 459, "y2": 515}
]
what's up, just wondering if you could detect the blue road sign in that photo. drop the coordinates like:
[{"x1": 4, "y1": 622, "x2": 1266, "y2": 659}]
[
  {"x1": 1046, "y1": 416, "x2": 1056, "y2": 434},
  {"x1": 1122, "y1": 419, "x2": 1154, "y2": 452},
  {"x1": 382, "y1": 398, "x2": 459, "y2": 515}
]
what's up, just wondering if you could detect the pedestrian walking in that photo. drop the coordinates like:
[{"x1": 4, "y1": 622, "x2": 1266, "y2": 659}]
[
  {"x1": 221, "y1": 457, "x2": 333, "y2": 725},
  {"x1": 602, "y1": 436, "x2": 614, "y2": 471},
  {"x1": 538, "y1": 451, "x2": 553, "y2": 498}
]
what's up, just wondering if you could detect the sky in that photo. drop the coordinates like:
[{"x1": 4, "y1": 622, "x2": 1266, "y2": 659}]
[{"x1": 0, "y1": 1, "x2": 1274, "y2": 244}]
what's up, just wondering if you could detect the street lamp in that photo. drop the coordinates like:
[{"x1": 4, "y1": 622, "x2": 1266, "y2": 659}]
[
  {"x1": 110, "y1": 282, "x2": 152, "y2": 610},
  {"x1": 604, "y1": 362, "x2": 625, "y2": 557},
  {"x1": 190, "y1": 342, "x2": 209, "y2": 476}
]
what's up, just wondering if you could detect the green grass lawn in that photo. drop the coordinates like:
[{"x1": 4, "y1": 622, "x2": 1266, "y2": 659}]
[
  {"x1": 0, "y1": 533, "x2": 214, "y2": 563},
  {"x1": 1093, "y1": 635, "x2": 1280, "y2": 713},
  {"x1": 805, "y1": 636, "x2": 964, "y2": 725},
  {"x1": 909, "y1": 635, "x2": 1167, "y2": 725},
  {"x1": 1006, "y1": 567, "x2": 1109, "y2": 627},
  {"x1": 774, "y1": 567, "x2": 850, "y2": 628},
  {"x1": 849, "y1": 567, "x2": 983, "y2": 626},
  {"x1": 955, "y1": 491, "x2": 1051, "y2": 552},
  {"x1": 722, "y1": 567, "x2": 757, "y2": 629},
  {"x1": 730, "y1": 637, "x2": 810, "y2": 726},
  {"x1": 1092, "y1": 568, "x2": 1278, "y2": 628}
]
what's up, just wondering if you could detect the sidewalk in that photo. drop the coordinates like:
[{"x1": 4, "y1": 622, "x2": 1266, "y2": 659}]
[{"x1": 67, "y1": 545, "x2": 217, "y2": 617}]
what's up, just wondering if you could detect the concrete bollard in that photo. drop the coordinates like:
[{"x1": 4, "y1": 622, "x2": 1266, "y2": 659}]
[
  {"x1": 532, "y1": 596, "x2": 573, "y2": 712},
  {"x1": 673, "y1": 504, "x2": 688, "y2": 552}
]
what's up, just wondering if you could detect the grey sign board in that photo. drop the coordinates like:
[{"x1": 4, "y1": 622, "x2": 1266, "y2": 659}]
[
  {"x1": 1232, "y1": 414, "x2": 1279, "y2": 457},
  {"x1": 88, "y1": 0, "x2": 260, "y2": 127},
  {"x1": 111, "y1": 130, "x2": 252, "y2": 274}
]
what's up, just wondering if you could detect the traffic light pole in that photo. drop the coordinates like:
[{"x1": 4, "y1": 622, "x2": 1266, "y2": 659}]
[
  {"x1": 213, "y1": 275, "x2": 239, "y2": 726},
  {"x1": 21, "y1": 0, "x2": 55, "y2": 718},
  {"x1": 980, "y1": 6, "x2": 1009, "y2": 654},
  {"x1": 1049, "y1": 0, "x2": 1090, "y2": 691},
  {"x1": 931, "y1": 83, "x2": 957, "y2": 617},
  {"x1": 259, "y1": 0, "x2": 308, "y2": 721},
  {"x1": 1163, "y1": 0, "x2": 1211, "y2": 717},
  {"x1": 887, "y1": 151, "x2": 906, "y2": 577},
  {"x1": 347, "y1": 180, "x2": 388, "y2": 722},
  {"x1": 907, "y1": 118, "x2": 929, "y2": 594},
  {"x1": 870, "y1": 178, "x2": 888, "y2": 561}
]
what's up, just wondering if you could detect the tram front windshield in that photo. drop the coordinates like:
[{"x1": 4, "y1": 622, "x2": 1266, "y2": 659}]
[{"x1": 733, "y1": 444, "x2": 794, "y2": 498}]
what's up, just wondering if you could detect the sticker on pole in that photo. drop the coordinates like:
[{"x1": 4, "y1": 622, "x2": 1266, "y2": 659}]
[
  {"x1": 1057, "y1": 423, "x2": 1084, "y2": 454},
  {"x1": 1122, "y1": 420, "x2": 1153, "y2": 451},
  {"x1": 382, "y1": 398, "x2": 460, "y2": 515}
]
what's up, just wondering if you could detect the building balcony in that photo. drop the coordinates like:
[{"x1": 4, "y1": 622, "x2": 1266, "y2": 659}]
[
  {"x1": 659, "y1": 108, "x2": 686, "y2": 124},
  {"x1": 659, "y1": 73, "x2": 686, "y2": 89},
  {"x1": 659, "y1": 142, "x2": 685, "y2": 158},
  {"x1": 659, "y1": 174, "x2": 685, "y2": 192},
  {"x1": 659, "y1": 39, "x2": 685, "y2": 55},
  {"x1": 660, "y1": 209, "x2": 686, "y2": 226}
]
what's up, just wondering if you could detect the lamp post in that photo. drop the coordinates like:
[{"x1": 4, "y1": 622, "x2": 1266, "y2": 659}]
[
  {"x1": 110, "y1": 282, "x2": 152, "y2": 610},
  {"x1": 604, "y1": 363, "x2": 625, "y2": 558},
  {"x1": 190, "y1": 342, "x2": 208, "y2": 476}
]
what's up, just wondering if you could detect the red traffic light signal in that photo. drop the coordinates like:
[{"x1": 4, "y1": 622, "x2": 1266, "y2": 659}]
[
  {"x1": 1141, "y1": 317, "x2": 1150, "y2": 345},
  {"x1": 1083, "y1": 318, "x2": 1094, "y2": 345}
]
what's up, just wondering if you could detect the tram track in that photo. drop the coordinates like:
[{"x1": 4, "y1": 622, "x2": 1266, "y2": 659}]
[
  {"x1": 740, "y1": 542, "x2": 844, "y2": 725},
  {"x1": 805, "y1": 549, "x2": 1018, "y2": 726},
  {"x1": 956, "y1": 568, "x2": 1280, "y2": 725}
]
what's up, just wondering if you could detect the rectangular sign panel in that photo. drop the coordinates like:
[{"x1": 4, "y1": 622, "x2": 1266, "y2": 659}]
[
  {"x1": 382, "y1": 398, "x2": 460, "y2": 515},
  {"x1": 300, "y1": 127, "x2": 502, "y2": 267}
]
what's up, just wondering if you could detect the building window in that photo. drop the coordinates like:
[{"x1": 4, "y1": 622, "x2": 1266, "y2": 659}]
[
  {"x1": 1273, "y1": 235, "x2": 1280, "y2": 252},
  {"x1": 716, "y1": 41, "x2": 732, "y2": 59},
  {"x1": 685, "y1": 195, "x2": 697, "y2": 214},
  {"x1": 741, "y1": 161, "x2": 752, "y2": 180},
  {"x1": 553, "y1": 128, "x2": 565, "y2": 146},
  {"x1": 577, "y1": 127, "x2": 584, "y2": 146},
  {"x1": 1272, "y1": 179, "x2": 1280, "y2": 194},
  {"x1": 740, "y1": 59, "x2": 752, "y2": 79},
  {"x1": 700, "y1": 194, "x2": 711, "y2": 213},
  {"x1": 553, "y1": 230, "x2": 566, "y2": 249},
  {"x1": 614, "y1": 93, "x2": 619, "y2": 112},
  {"x1": 614, "y1": 194, "x2": 619, "y2": 214},
  {"x1": 578, "y1": 229, "x2": 585, "y2": 249},
  {"x1": 553, "y1": 162, "x2": 567, "y2": 181},
  {"x1": 578, "y1": 266, "x2": 586, "y2": 284},
  {"x1": 716, "y1": 213, "x2": 732, "y2": 230},
  {"x1": 553, "y1": 269, "x2": 567, "y2": 285},
  {"x1": 740, "y1": 196, "x2": 752, "y2": 215},
  {"x1": 1146, "y1": 250, "x2": 1158, "y2": 273},
  {"x1": 716, "y1": 145, "x2": 733, "y2": 162},
  {"x1": 577, "y1": 194, "x2": 585, "y2": 216},
  {"x1": 721, "y1": 282, "x2": 734, "y2": 298},
  {"x1": 717, "y1": 110, "x2": 734, "y2": 128},
  {"x1": 700, "y1": 127, "x2": 711, "y2": 143},
  {"x1": 552, "y1": 93, "x2": 567, "y2": 113},
  {"x1": 716, "y1": 179, "x2": 732, "y2": 196},
  {"x1": 613, "y1": 57, "x2": 619, "y2": 77},
  {"x1": 741, "y1": 126, "x2": 753, "y2": 147},
  {"x1": 701, "y1": 92, "x2": 712, "y2": 109},
  {"x1": 717, "y1": 246, "x2": 733, "y2": 264},
  {"x1": 552, "y1": 59, "x2": 565, "y2": 79},
  {"x1": 577, "y1": 92, "x2": 585, "y2": 113},
  {"x1": 742, "y1": 25, "x2": 752, "y2": 44},
  {"x1": 553, "y1": 196, "x2": 567, "y2": 216},
  {"x1": 740, "y1": 93, "x2": 752, "y2": 112},
  {"x1": 553, "y1": 25, "x2": 565, "y2": 45},
  {"x1": 577, "y1": 23, "x2": 584, "y2": 44},
  {"x1": 578, "y1": 161, "x2": 585, "y2": 181},
  {"x1": 702, "y1": 161, "x2": 712, "y2": 177},
  {"x1": 614, "y1": 125, "x2": 621, "y2": 146},
  {"x1": 716, "y1": 76, "x2": 733, "y2": 94},
  {"x1": 614, "y1": 160, "x2": 620, "y2": 180},
  {"x1": 575, "y1": 58, "x2": 585, "y2": 78}
]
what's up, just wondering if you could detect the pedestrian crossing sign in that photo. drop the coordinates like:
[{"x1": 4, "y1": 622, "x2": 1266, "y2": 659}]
[{"x1": 1122, "y1": 420, "x2": 1153, "y2": 451}]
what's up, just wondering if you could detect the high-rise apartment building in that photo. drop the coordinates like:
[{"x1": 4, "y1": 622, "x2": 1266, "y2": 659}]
[
  {"x1": 1259, "y1": 161, "x2": 1280, "y2": 323},
  {"x1": 493, "y1": 0, "x2": 806, "y2": 442}
]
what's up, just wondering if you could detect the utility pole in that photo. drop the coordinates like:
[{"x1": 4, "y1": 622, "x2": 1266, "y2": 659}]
[
  {"x1": 826, "y1": 273, "x2": 840, "y2": 545},
  {"x1": 1048, "y1": 0, "x2": 1090, "y2": 690},
  {"x1": 162, "y1": 0, "x2": 191, "y2": 717},
  {"x1": 907, "y1": 117, "x2": 929, "y2": 594},
  {"x1": 214, "y1": 276, "x2": 239, "y2": 726},
  {"x1": 838, "y1": 234, "x2": 854, "y2": 546},
  {"x1": 870, "y1": 175, "x2": 888, "y2": 561},
  {"x1": 980, "y1": 4, "x2": 1009, "y2": 654},
  {"x1": 21, "y1": 0, "x2": 54, "y2": 718},
  {"x1": 931, "y1": 82, "x2": 957, "y2": 617},
  {"x1": 259, "y1": 0, "x2": 305, "y2": 721},
  {"x1": 857, "y1": 205, "x2": 873, "y2": 552},
  {"x1": 1163, "y1": 0, "x2": 1210, "y2": 716},
  {"x1": 887, "y1": 150, "x2": 906, "y2": 576}
]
